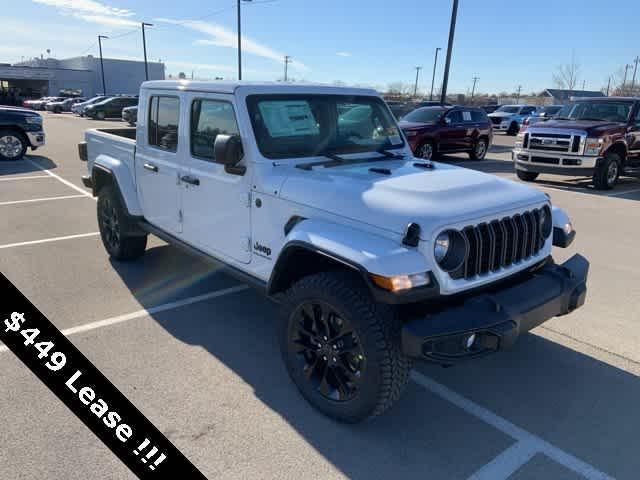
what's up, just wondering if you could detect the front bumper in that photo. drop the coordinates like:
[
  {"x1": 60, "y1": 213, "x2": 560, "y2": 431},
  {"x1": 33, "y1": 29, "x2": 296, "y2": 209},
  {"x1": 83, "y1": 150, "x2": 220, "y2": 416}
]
[
  {"x1": 26, "y1": 131, "x2": 45, "y2": 148},
  {"x1": 513, "y1": 149, "x2": 599, "y2": 176},
  {"x1": 401, "y1": 254, "x2": 589, "y2": 363}
]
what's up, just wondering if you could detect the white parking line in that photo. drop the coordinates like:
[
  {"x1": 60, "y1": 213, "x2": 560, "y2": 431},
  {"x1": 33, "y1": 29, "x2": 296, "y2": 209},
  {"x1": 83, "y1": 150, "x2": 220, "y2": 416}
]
[
  {"x1": 0, "y1": 175, "x2": 51, "y2": 181},
  {"x1": 27, "y1": 159, "x2": 95, "y2": 200},
  {"x1": 0, "y1": 285, "x2": 248, "y2": 353},
  {"x1": 0, "y1": 194, "x2": 87, "y2": 206},
  {"x1": 410, "y1": 372, "x2": 613, "y2": 480},
  {"x1": 0, "y1": 232, "x2": 99, "y2": 250},
  {"x1": 467, "y1": 441, "x2": 538, "y2": 480},
  {"x1": 605, "y1": 188, "x2": 640, "y2": 197}
]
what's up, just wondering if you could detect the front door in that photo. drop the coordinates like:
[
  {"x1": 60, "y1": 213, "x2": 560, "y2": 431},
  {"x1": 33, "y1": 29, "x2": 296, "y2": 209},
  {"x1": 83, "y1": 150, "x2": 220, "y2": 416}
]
[
  {"x1": 181, "y1": 94, "x2": 251, "y2": 263},
  {"x1": 440, "y1": 110, "x2": 467, "y2": 151},
  {"x1": 135, "y1": 94, "x2": 184, "y2": 233}
]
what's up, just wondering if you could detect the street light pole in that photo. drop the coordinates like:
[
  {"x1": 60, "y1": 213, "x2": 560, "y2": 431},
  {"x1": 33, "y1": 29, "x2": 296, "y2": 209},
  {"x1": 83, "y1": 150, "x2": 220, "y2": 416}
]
[
  {"x1": 440, "y1": 0, "x2": 459, "y2": 105},
  {"x1": 142, "y1": 22, "x2": 153, "y2": 81},
  {"x1": 98, "y1": 35, "x2": 108, "y2": 95},
  {"x1": 414, "y1": 66, "x2": 422, "y2": 97},
  {"x1": 471, "y1": 76, "x2": 479, "y2": 100},
  {"x1": 429, "y1": 47, "x2": 441, "y2": 101},
  {"x1": 237, "y1": 0, "x2": 253, "y2": 80},
  {"x1": 284, "y1": 55, "x2": 292, "y2": 82},
  {"x1": 516, "y1": 85, "x2": 522, "y2": 102}
]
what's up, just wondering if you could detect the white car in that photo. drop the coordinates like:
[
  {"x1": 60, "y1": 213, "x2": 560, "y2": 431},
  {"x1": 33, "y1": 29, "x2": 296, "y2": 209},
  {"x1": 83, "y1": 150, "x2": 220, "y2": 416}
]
[
  {"x1": 79, "y1": 81, "x2": 588, "y2": 422},
  {"x1": 488, "y1": 105, "x2": 541, "y2": 135}
]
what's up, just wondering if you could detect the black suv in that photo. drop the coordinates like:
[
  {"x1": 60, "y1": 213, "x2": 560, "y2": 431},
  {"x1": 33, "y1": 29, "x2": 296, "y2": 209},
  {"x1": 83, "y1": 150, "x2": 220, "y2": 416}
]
[
  {"x1": 0, "y1": 106, "x2": 45, "y2": 161},
  {"x1": 85, "y1": 96, "x2": 138, "y2": 120}
]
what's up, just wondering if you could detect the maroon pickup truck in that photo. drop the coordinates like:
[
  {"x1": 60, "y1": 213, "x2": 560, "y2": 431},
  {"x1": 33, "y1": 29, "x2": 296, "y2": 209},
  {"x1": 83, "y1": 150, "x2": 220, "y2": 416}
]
[
  {"x1": 513, "y1": 97, "x2": 640, "y2": 189},
  {"x1": 399, "y1": 106, "x2": 493, "y2": 160}
]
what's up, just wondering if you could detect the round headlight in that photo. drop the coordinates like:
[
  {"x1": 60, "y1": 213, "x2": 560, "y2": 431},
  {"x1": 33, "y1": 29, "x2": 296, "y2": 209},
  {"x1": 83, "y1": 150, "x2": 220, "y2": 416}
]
[
  {"x1": 434, "y1": 230, "x2": 468, "y2": 272},
  {"x1": 434, "y1": 232, "x2": 450, "y2": 263},
  {"x1": 539, "y1": 205, "x2": 552, "y2": 239}
]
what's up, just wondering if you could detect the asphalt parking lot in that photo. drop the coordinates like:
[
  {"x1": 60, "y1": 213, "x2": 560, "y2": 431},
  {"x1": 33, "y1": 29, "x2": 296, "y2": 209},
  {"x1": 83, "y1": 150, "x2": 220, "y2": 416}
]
[{"x1": 1, "y1": 113, "x2": 639, "y2": 480}]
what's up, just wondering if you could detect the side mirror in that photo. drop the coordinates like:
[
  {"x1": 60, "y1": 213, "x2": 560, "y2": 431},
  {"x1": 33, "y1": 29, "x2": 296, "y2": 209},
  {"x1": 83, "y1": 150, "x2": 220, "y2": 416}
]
[{"x1": 214, "y1": 134, "x2": 245, "y2": 175}]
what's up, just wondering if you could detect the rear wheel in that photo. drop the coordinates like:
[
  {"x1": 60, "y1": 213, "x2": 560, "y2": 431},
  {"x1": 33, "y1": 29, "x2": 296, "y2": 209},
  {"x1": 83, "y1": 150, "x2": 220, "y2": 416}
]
[
  {"x1": 416, "y1": 141, "x2": 436, "y2": 160},
  {"x1": 593, "y1": 153, "x2": 620, "y2": 190},
  {"x1": 0, "y1": 130, "x2": 28, "y2": 161},
  {"x1": 468, "y1": 138, "x2": 488, "y2": 160},
  {"x1": 516, "y1": 169, "x2": 539, "y2": 182},
  {"x1": 506, "y1": 122, "x2": 519, "y2": 136},
  {"x1": 97, "y1": 185, "x2": 147, "y2": 261},
  {"x1": 279, "y1": 272, "x2": 411, "y2": 423}
]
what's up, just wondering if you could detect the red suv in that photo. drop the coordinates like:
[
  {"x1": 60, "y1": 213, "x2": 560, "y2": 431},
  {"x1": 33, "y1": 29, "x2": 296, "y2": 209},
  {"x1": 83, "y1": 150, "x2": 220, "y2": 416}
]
[{"x1": 399, "y1": 106, "x2": 493, "y2": 160}]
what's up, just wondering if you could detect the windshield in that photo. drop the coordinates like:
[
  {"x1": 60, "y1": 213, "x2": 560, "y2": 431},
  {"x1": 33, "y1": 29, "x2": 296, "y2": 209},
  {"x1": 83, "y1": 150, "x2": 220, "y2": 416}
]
[
  {"x1": 496, "y1": 106, "x2": 520, "y2": 114},
  {"x1": 401, "y1": 108, "x2": 445, "y2": 124},
  {"x1": 247, "y1": 94, "x2": 404, "y2": 159},
  {"x1": 555, "y1": 101, "x2": 633, "y2": 123},
  {"x1": 542, "y1": 106, "x2": 562, "y2": 115}
]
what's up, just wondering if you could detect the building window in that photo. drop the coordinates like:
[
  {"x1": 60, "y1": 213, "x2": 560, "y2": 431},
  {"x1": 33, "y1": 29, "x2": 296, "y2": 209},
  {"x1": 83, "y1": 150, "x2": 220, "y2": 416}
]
[{"x1": 148, "y1": 96, "x2": 179, "y2": 152}]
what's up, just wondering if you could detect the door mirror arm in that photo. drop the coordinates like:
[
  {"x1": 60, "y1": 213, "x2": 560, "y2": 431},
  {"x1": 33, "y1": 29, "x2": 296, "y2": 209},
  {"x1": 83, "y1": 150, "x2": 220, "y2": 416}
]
[{"x1": 213, "y1": 134, "x2": 246, "y2": 176}]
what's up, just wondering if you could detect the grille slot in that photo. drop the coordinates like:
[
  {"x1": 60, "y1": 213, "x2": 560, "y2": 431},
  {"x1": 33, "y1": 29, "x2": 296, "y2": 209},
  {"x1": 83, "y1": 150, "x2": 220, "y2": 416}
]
[{"x1": 449, "y1": 208, "x2": 546, "y2": 280}]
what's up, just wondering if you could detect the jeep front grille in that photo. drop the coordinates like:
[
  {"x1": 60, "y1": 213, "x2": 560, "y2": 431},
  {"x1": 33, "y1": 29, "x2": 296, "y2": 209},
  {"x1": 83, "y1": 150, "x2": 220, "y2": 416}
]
[{"x1": 449, "y1": 209, "x2": 547, "y2": 280}]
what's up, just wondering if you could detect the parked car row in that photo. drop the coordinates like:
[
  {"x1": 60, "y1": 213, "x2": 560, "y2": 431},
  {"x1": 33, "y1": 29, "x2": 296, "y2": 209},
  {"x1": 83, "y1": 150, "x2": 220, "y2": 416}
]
[{"x1": 22, "y1": 94, "x2": 139, "y2": 122}]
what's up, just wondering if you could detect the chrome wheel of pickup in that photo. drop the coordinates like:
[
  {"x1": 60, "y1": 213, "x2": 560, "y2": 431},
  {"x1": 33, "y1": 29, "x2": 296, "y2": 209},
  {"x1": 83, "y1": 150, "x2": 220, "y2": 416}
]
[
  {"x1": 417, "y1": 142, "x2": 434, "y2": 160},
  {"x1": 0, "y1": 134, "x2": 25, "y2": 159}
]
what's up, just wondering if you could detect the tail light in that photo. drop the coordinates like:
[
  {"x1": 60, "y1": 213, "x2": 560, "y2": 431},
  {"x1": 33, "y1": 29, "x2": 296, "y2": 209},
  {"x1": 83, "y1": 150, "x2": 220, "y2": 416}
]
[{"x1": 523, "y1": 117, "x2": 530, "y2": 126}]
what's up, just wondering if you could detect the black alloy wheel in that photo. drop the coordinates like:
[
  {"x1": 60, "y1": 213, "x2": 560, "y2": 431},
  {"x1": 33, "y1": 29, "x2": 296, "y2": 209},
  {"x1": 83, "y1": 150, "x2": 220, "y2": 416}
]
[
  {"x1": 289, "y1": 300, "x2": 365, "y2": 402},
  {"x1": 99, "y1": 194, "x2": 121, "y2": 253}
]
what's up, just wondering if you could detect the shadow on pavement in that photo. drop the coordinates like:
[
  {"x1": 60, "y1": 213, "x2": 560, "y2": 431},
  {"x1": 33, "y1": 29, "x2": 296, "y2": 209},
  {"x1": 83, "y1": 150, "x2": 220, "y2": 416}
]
[
  {"x1": 110, "y1": 244, "x2": 636, "y2": 479},
  {"x1": 0, "y1": 155, "x2": 56, "y2": 176}
]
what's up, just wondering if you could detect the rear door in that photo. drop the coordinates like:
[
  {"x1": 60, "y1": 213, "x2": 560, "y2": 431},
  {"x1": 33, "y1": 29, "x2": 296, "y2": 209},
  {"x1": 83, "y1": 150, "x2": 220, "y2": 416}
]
[
  {"x1": 628, "y1": 105, "x2": 640, "y2": 166},
  {"x1": 135, "y1": 93, "x2": 185, "y2": 233},
  {"x1": 180, "y1": 93, "x2": 251, "y2": 263}
]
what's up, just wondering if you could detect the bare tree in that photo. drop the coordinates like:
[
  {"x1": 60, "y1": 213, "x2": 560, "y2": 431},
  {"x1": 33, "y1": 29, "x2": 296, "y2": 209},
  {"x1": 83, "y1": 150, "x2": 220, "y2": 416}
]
[{"x1": 553, "y1": 52, "x2": 580, "y2": 90}]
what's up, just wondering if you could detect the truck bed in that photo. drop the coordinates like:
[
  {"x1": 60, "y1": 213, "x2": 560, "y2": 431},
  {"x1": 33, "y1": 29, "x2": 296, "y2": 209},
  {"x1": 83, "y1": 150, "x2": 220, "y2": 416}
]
[{"x1": 84, "y1": 127, "x2": 137, "y2": 186}]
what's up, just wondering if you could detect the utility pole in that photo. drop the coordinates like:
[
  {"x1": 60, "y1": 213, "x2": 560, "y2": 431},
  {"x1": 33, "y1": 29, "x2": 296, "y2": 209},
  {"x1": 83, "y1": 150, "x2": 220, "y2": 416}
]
[
  {"x1": 440, "y1": 0, "x2": 459, "y2": 105},
  {"x1": 582, "y1": 80, "x2": 586, "y2": 91},
  {"x1": 471, "y1": 76, "x2": 479, "y2": 100},
  {"x1": 414, "y1": 66, "x2": 422, "y2": 97},
  {"x1": 429, "y1": 47, "x2": 441, "y2": 101},
  {"x1": 283, "y1": 55, "x2": 292, "y2": 82},
  {"x1": 606, "y1": 76, "x2": 611, "y2": 96},
  {"x1": 141, "y1": 22, "x2": 153, "y2": 81},
  {"x1": 98, "y1": 35, "x2": 108, "y2": 95},
  {"x1": 516, "y1": 85, "x2": 522, "y2": 102},
  {"x1": 630, "y1": 56, "x2": 639, "y2": 94}
]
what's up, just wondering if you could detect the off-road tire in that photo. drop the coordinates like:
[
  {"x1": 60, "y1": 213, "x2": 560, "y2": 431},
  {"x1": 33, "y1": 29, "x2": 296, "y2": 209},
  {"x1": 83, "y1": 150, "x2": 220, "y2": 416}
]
[
  {"x1": 593, "y1": 152, "x2": 621, "y2": 190},
  {"x1": 279, "y1": 271, "x2": 411, "y2": 423},
  {"x1": 97, "y1": 185, "x2": 147, "y2": 261},
  {"x1": 468, "y1": 137, "x2": 488, "y2": 160},
  {"x1": 516, "y1": 169, "x2": 539, "y2": 182},
  {"x1": 0, "y1": 129, "x2": 28, "y2": 161}
]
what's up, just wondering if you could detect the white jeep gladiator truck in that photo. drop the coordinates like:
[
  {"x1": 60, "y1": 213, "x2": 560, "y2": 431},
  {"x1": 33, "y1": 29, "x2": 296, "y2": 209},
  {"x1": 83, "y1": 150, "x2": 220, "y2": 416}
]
[{"x1": 79, "y1": 81, "x2": 589, "y2": 423}]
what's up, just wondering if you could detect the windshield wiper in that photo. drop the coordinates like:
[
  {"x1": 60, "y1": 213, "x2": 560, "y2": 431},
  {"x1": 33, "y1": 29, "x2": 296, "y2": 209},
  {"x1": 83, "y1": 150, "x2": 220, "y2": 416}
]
[
  {"x1": 376, "y1": 148, "x2": 405, "y2": 159},
  {"x1": 295, "y1": 151, "x2": 347, "y2": 171}
]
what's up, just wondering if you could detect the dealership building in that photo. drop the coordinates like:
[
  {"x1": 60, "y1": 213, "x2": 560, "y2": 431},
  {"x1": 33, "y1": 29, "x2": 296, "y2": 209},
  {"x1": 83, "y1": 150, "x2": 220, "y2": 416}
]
[{"x1": 0, "y1": 55, "x2": 165, "y2": 99}]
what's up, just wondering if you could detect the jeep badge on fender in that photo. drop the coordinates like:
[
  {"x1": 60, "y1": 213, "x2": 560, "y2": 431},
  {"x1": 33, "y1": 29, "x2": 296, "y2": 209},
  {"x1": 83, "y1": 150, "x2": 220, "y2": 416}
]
[{"x1": 80, "y1": 80, "x2": 589, "y2": 423}]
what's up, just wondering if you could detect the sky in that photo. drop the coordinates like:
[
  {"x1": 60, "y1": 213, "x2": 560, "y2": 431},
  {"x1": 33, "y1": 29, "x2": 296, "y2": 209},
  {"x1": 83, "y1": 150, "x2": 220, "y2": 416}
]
[{"x1": 0, "y1": 0, "x2": 638, "y2": 95}]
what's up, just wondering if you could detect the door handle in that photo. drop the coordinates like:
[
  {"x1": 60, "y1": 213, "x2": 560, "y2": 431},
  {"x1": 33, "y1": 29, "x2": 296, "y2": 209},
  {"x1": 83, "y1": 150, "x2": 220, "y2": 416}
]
[
  {"x1": 143, "y1": 162, "x2": 158, "y2": 172},
  {"x1": 180, "y1": 175, "x2": 200, "y2": 186}
]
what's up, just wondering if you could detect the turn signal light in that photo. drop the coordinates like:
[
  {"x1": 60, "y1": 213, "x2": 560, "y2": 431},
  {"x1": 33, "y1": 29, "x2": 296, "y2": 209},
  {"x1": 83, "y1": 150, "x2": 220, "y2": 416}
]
[{"x1": 370, "y1": 272, "x2": 431, "y2": 292}]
